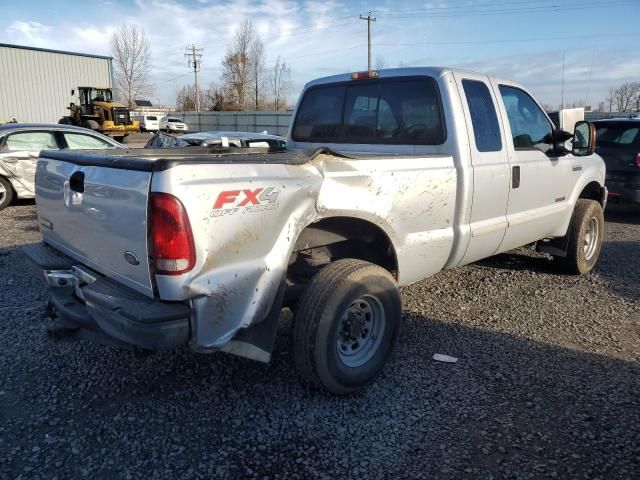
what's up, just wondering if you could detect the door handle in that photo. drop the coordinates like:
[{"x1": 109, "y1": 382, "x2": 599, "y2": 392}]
[
  {"x1": 512, "y1": 166, "x2": 520, "y2": 189},
  {"x1": 69, "y1": 171, "x2": 85, "y2": 193}
]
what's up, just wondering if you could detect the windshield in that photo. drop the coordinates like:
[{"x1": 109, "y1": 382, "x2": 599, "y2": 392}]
[
  {"x1": 90, "y1": 89, "x2": 113, "y2": 102},
  {"x1": 168, "y1": 118, "x2": 182, "y2": 123}
]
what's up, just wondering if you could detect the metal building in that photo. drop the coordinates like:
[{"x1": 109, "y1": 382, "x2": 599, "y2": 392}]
[{"x1": 0, "y1": 43, "x2": 113, "y2": 124}]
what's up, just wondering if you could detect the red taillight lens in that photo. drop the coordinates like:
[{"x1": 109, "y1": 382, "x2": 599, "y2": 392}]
[
  {"x1": 636, "y1": 153, "x2": 640, "y2": 168},
  {"x1": 150, "y1": 193, "x2": 195, "y2": 275}
]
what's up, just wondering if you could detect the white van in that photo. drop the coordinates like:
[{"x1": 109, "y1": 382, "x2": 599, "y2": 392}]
[{"x1": 134, "y1": 114, "x2": 160, "y2": 132}]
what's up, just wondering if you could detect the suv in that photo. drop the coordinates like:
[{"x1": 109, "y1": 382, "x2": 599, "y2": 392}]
[{"x1": 594, "y1": 118, "x2": 640, "y2": 203}]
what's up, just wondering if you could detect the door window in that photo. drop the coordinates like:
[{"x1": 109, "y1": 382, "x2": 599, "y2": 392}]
[
  {"x1": 462, "y1": 79, "x2": 502, "y2": 152},
  {"x1": 499, "y1": 85, "x2": 552, "y2": 153},
  {"x1": 4, "y1": 132, "x2": 57, "y2": 151},
  {"x1": 63, "y1": 133, "x2": 114, "y2": 150}
]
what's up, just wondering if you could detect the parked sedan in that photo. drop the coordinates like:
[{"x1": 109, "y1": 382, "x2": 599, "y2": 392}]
[
  {"x1": 0, "y1": 124, "x2": 124, "y2": 210},
  {"x1": 159, "y1": 117, "x2": 189, "y2": 133},
  {"x1": 594, "y1": 118, "x2": 640, "y2": 203}
]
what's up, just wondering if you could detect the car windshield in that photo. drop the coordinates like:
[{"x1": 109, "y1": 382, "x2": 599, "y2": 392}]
[
  {"x1": 168, "y1": 118, "x2": 182, "y2": 123},
  {"x1": 595, "y1": 124, "x2": 640, "y2": 146}
]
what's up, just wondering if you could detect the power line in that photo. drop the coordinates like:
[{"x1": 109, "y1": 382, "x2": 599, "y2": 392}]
[{"x1": 376, "y1": 0, "x2": 638, "y2": 18}]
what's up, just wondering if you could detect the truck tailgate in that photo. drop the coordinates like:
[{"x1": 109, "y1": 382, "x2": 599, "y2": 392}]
[{"x1": 36, "y1": 156, "x2": 153, "y2": 297}]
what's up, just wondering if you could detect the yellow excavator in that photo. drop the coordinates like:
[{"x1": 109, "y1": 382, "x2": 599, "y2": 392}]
[{"x1": 59, "y1": 87, "x2": 139, "y2": 141}]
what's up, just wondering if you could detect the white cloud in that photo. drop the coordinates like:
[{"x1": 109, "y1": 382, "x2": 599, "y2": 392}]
[{"x1": 6, "y1": 21, "x2": 52, "y2": 46}]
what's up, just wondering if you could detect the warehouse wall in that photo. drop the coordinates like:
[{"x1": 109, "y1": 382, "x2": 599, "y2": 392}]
[
  {"x1": 0, "y1": 44, "x2": 112, "y2": 124},
  {"x1": 169, "y1": 111, "x2": 293, "y2": 136}
]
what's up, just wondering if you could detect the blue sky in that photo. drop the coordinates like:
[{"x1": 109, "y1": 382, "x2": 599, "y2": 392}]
[{"x1": 1, "y1": 0, "x2": 639, "y2": 108}]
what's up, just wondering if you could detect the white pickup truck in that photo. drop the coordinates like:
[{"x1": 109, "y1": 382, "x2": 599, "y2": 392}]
[{"x1": 25, "y1": 67, "x2": 606, "y2": 394}]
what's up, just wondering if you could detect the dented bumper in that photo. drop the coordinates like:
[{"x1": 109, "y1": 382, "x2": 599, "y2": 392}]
[{"x1": 23, "y1": 242, "x2": 190, "y2": 350}]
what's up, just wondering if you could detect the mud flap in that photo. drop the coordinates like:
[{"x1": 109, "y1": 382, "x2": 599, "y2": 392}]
[
  {"x1": 220, "y1": 278, "x2": 286, "y2": 363},
  {"x1": 537, "y1": 231, "x2": 571, "y2": 257}
]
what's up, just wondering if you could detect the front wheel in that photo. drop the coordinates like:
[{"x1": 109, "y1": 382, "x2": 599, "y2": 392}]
[
  {"x1": 554, "y1": 199, "x2": 604, "y2": 274},
  {"x1": 0, "y1": 177, "x2": 14, "y2": 211},
  {"x1": 292, "y1": 259, "x2": 402, "y2": 395}
]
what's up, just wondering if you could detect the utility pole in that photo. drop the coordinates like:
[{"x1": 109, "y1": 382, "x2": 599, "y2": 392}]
[
  {"x1": 561, "y1": 53, "x2": 565, "y2": 110},
  {"x1": 359, "y1": 12, "x2": 376, "y2": 71},
  {"x1": 185, "y1": 44, "x2": 203, "y2": 112}
]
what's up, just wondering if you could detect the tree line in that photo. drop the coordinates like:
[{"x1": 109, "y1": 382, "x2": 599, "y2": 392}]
[{"x1": 110, "y1": 21, "x2": 292, "y2": 112}]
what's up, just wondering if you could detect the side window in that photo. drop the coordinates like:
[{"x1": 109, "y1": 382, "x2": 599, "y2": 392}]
[
  {"x1": 292, "y1": 85, "x2": 346, "y2": 140},
  {"x1": 63, "y1": 133, "x2": 114, "y2": 150},
  {"x1": 499, "y1": 85, "x2": 552, "y2": 153},
  {"x1": 4, "y1": 132, "x2": 57, "y2": 151},
  {"x1": 462, "y1": 79, "x2": 502, "y2": 152}
]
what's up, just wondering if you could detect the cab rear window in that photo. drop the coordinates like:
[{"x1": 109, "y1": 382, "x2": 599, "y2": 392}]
[{"x1": 292, "y1": 77, "x2": 445, "y2": 145}]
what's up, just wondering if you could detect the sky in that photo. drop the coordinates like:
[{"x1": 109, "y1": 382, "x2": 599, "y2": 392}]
[{"x1": 1, "y1": 0, "x2": 639, "y2": 109}]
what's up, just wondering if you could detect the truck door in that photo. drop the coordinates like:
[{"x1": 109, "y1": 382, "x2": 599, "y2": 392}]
[
  {"x1": 453, "y1": 73, "x2": 510, "y2": 265},
  {"x1": 491, "y1": 81, "x2": 572, "y2": 252}
]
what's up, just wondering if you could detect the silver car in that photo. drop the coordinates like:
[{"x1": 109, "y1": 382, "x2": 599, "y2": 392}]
[{"x1": 0, "y1": 124, "x2": 123, "y2": 210}]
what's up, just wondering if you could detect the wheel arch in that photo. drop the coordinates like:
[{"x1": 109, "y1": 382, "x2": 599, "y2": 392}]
[
  {"x1": 291, "y1": 216, "x2": 399, "y2": 279},
  {"x1": 578, "y1": 180, "x2": 607, "y2": 206}
]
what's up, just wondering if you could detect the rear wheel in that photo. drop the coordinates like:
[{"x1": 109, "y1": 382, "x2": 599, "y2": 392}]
[
  {"x1": 0, "y1": 177, "x2": 14, "y2": 211},
  {"x1": 554, "y1": 199, "x2": 604, "y2": 274},
  {"x1": 292, "y1": 259, "x2": 402, "y2": 395}
]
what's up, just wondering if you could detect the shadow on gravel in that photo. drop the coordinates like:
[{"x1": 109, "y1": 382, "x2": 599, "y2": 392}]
[
  {"x1": 597, "y1": 240, "x2": 640, "y2": 302},
  {"x1": 474, "y1": 249, "x2": 559, "y2": 275},
  {"x1": 2, "y1": 307, "x2": 639, "y2": 479}
]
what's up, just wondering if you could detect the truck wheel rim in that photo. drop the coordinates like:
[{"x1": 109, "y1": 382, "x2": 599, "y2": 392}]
[
  {"x1": 584, "y1": 217, "x2": 599, "y2": 261},
  {"x1": 0, "y1": 183, "x2": 6, "y2": 202},
  {"x1": 336, "y1": 295, "x2": 385, "y2": 368}
]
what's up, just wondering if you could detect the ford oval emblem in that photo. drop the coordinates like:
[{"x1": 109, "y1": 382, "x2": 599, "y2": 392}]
[{"x1": 124, "y1": 251, "x2": 140, "y2": 266}]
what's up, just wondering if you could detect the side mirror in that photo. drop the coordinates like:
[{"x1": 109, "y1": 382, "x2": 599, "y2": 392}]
[{"x1": 572, "y1": 121, "x2": 596, "y2": 157}]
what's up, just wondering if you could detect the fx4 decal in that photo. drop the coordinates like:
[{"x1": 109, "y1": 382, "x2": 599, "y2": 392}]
[{"x1": 211, "y1": 187, "x2": 280, "y2": 217}]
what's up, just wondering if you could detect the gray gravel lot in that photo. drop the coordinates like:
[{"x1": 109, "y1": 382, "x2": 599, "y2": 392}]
[{"x1": 1, "y1": 200, "x2": 639, "y2": 479}]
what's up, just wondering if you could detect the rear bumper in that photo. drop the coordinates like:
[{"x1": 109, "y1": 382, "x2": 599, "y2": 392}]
[
  {"x1": 22, "y1": 242, "x2": 190, "y2": 350},
  {"x1": 606, "y1": 177, "x2": 640, "y2": 203}
]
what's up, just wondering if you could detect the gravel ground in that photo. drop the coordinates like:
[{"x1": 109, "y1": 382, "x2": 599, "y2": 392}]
[{"x1": 0, "y1": 200, "x2": 639, "y2": 479}]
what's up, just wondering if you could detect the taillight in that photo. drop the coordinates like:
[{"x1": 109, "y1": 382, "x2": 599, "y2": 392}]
[
  {"x1": 351, "y1": 70, "x2": 379, "y2": 80},
  {"x1": 636, "y1": 153, "x2": 640, "y2": 168},
  {"x1": 150, "y1": 193, "x2": 195, "y2": 275}
]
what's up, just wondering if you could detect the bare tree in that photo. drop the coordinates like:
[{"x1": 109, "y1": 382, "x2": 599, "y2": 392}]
[
  {"x1": 269, "y1": 57, "x2": 292, "y2": 111},
  {"x1": 221, "y1": 19, "x2": 256, "y2": 111},
  {"x1": 375, "y1": 55, "x2": 386, "y2": 70},
  {"x1": 250, "y1": 38, "x2": 265, "y2": 110},
  {"x1": 111, "y1": 24, "x2": 152, "y2": 108},
  {"x1": 613, "y1": 83, "x2": 638, "y2": 112},
  {"x1": 204, "y1": 83, "x2": 226, "y2": 111},
  {"x1": 605, "y1": 88, "x2": 615, "y2": 113},
  {"x1": 174, "y1": 84, "x2": 207, "y2": 111},
  {"x1": 595, "y1": 101, "x2": 607, "y2": 112}
]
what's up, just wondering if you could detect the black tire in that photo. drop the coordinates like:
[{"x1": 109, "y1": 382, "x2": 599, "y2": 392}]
[
  {"x1": 554, "y1": 199, "x2": 604, "y2": 275},
  {"x1": 0, "y1": 177, "x2": 14, "y2": 211},
  {"x1": 292, "y1": 259, "x2": 402, "y2": 395}
]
